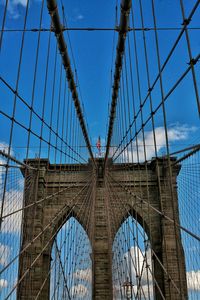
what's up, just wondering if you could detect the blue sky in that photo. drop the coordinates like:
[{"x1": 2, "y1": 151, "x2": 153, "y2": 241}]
[{"x1": 0, "y1": 0, "x2": 199, "y2": 155}]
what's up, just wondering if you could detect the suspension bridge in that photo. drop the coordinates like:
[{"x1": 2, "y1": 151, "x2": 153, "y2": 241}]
[{"x1": 0, "y1": 0, "x2": 200, "y2": 299}]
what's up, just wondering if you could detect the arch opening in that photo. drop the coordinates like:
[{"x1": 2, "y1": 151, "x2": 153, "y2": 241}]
[
  {"x1": 112, "y1": 216, "x2": 154, "y2": 300},
  {"x1": 50, "y1": 217, "x2": 92, "y2": 300}
]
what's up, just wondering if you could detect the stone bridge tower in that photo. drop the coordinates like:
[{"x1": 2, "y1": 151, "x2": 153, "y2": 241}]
[{"x1": 17, "y1": 157, "x2": 187, "y2": 300}]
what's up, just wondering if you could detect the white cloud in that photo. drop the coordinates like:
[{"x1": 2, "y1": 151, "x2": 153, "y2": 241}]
[
  {"x1": 0, "y1": 243, "x2": 10, "y2": 266},
  {"x1": 70, "y1": 8, "x2": 85, "y2": 22},
  {"x1": 73, "y1": 268, "x2": 92, "y2": 283},
  {"x1": 76, "y1": 14, "x2": 84, "y2": 20},
  {"x1": 1, "y1": 0, "x2": 28, "y2": 19},
  {"x1": 13, "y1": 0, "x2": 27, "y2": 5},
  {"x1": 0, "y1": 141, "x2": 24, "y2": 233},
  {"x1": 116, "y1": 124, "x2": 197, "y2": 163},
  {"x1": 0, "y1": 190, "x2": 23, "y2": 233},
  {"x1": 113, "y1": 246, "x2": 154, "y2": 299},
  {"x1": 123, "y1": 246, "x2": 153, "y2": 286},
  {"x1": 0, "y1": 162, "x2": 4, "y2": 187},
  {"x1": 0, "y1": 141, "x2": 13, "y2": 155},
  {"x1": 70, "y1": 284, "x2": 88, "y2": 298},
  {"x1": 133, "y1": 283, "x2": 154, "y2": 299},
  {"x1": 0, "y1": 279, "x2": 8, "y2": 290},
  {"x1": 187, "y1": 270, "x2": 200, "y2": 291},
  {"x1": 119, "y1": 247, "x2": 200, "y2": 297},
  {"x1": 0, "y1": 141, "x2": 15, "y2": 186}
]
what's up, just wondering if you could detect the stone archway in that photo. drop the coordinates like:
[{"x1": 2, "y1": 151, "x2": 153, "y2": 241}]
[
  {"x1": 112, "y1": 216, "x2": 154, "y2": 299},
  {"x1": 50, "y1": 216, "x2": 92, "y2": 299},
  {"x1": 17, "y1": 157, "x2": 188, "y2": 300},
  {"x1": 17, "y1": 159, "x2": 93, "y2": 300},
  {"x1": 107, "y1": 158, "x2": 188, "y2": 300}
]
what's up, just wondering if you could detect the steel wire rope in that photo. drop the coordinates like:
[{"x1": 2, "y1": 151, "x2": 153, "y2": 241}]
[
  {"x1": 107, "y1": 172, "x2": 200, "y2": 243},
  {"x1": 2, "y1": 26, "x2": 200, "y2": 33},
  {"x1": 0, "y1": 0, "x2": 30, "y2": 232},
  {"x1": 46, "y1": 0, "x2": 95, "y2": 165},
  {"x1": 151, "y1": 1, "x2": 187, "y2": 296},
  {"x1": 0, "y1": 0, "x2": 8, "y2": 51},
  {"x1": 112, "y1": 51, "x2": 200, "y2": 162},
  {"x1": 137, "y1": 1, "x2": 173, "y2": 296},
  {"x1": 124, "y1": 22, "x2": 154, "y2": 297},
  {"x1": 66, "y1": 186, "x2": 93, "y2": 297},
  {"x1": 119, "y1": 65, "x2": 144, "y2": 298},
  {"x1": 0, "y1": 76, "x2": 87, "y2": 163},
  {"x1": 179, "y1": 0, "x2": 200, "y2": 115},
  {"x1": 110, "y1": 0, "x2": 200, "y2": 160}
]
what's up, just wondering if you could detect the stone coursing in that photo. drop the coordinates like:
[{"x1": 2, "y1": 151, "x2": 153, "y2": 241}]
[{"x1": 17, "y1": 158, "x2": 187, "y2": 299}]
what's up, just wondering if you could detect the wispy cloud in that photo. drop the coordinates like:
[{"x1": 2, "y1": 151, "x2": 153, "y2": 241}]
[
  {"x1": 0, "y1": 141, "x2": 14, "y2": 186},
  {"x1": 76, "y1": 14, "x2": 84, "y2": 20},
  {"x1": 118, "y1": 246, "x2": 200, "y2": 298},
  {"x1": 73, "y1": 268, "x2": 92, "y2": 283},
  {"x1": 70, "y1": 284, "x2": 88, "y2": 298},
  {"x1": 0, "y1": 279, "x2": 8, "y2": 291},
  {"x1": 1, "y1": 0, "x2": 28, "y2": 19},
  {"x1": 187, "y1": 270, "x2": 200, "y2": 291},
  {"x1": 0, "y1": 243, "x2": 10, "y2": 266},
  {"x1": 113, "y1": 246, "x2": 153, "y2": 299},
  {"x1": 71, "y1": 8, "x2": 84, "y2": 22},
  {"x1": 0, "y1": 141, "x2": 24, "y2": 233},
  {"x1": 112, "y1": 124, "x2": 197, "y2": 163},
  {"x1": 124, "y1": 246, "x2": 153, "y2": 286},
  {"x1": 0, "y1": 190, "x2": 23, "y2": 233}
]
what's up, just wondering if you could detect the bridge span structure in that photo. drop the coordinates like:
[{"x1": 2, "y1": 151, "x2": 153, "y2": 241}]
[{"x1": 0, "y1": 0, "x2": 200, "y2": 299}]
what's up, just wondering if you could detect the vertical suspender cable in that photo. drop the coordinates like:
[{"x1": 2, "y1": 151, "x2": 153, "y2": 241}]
[
  {"x1": 46, "y1": 0, "x2": 95, "y2": 165},
  {"x1": 105, "y1": 0, "x2": 132, "y2": 164}
]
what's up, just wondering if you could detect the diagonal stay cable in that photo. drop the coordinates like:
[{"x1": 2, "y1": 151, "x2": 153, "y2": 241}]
[
  {"x1": 171, "y1": 145, "x2": 200, "y2": 166},
  {"x1": 0, "y1": 177, "x2": 91, "y2": 276},
  {"x1": 2, "y1": 26, "x2": 200, "y2": 33},
  {"x1": 111, "y1": 0, "x2": 200, "y2": 160},
  {"x1": 1, "y1": 172, "x2": 92, "y2": 220},
  {"x1": 35, "y1": 179, "x2": 94, "y2": 300},
  {"x1": 0, "y1": 150, "x2": 36, "y2": 170},
  {"x1": 54, "y1": 240, "x2": 71, "y2": 300},
  {"x1": 106, "y1": 174, "x2": 181, "y2": 296},
  {"x1": 4, "y1": 178, "x2": 93, "y2": 300},
  {"x1": 107, "y1": 171, "x2": 200, "y2": 242},
  {"x1": 106, "y1": 177, "x2": 166, "y2": 299},
  {"x1": 113, "y1": 52, "x2": 200, "y2": 162},
  {"x1": 0, "y1": 76, "x2": 87, "y2": 164}
]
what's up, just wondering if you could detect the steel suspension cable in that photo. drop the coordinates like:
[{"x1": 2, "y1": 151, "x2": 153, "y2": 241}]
[
  {"x1": 105, "y1": 0, "x2": 132, "y2": 163},
  {"x1": 46, "y1": 0, "x2": 95, "y2": 165}
]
